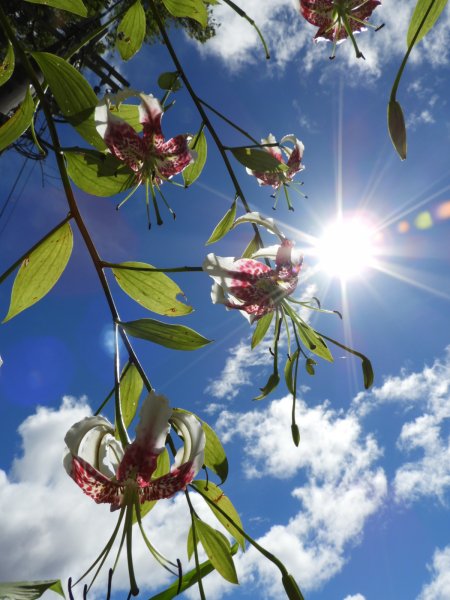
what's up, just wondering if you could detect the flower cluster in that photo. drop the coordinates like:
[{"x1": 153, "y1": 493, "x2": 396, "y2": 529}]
[{"x1": 246, "y1": 134, "x2": 304, "y2": 190}]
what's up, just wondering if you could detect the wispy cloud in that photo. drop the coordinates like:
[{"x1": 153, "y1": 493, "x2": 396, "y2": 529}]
[
  {"x1": 192, "y1": 0, "x2": 450, "y2": 83},
  {"x1": 417, "y1": 545, "x2": 450, "y2": 600}
]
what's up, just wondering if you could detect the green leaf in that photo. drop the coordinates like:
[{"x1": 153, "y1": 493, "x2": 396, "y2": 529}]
[
  {"x1": 0, "y1": 87, "x2": 34, "y2": 152},
  {"x1": 251, "y1": 312, "x2": 273, "y2": 349},
  {"x1": 117, "y1": 363, "x2": 143, "y2": 432},
  {"x1": 121, "y1": 318, "x2": 212, "y2": 351},
  {"x1": 284, "y1": 348, "x2": 299, "y2": 395},
  {"x1": 73, "y1": 103, "x2": 141, "y2": 151},
  {"x1": 65, "y1": 149, "x2": 135, "y2": 196},
  {"x1": 282, "y1": 573, "x2": 305, "y2": 600},
  {"x1": 24, "y1": 0, "x2": 87, "y2": 16},
  {"x1": 205, "y1": 199, "x2": 236, "y2": 245},
  {"x1": 187, "y1": 523, "x2": 196, "y2": 560},
  {"x1": 31, "y1": 52, "x2": 97, "y2": 118},
  {"x1": 305, "y1": 357, "x2": 316, "y2": 376},
  {"x1": 117, "y1": 0, "x2": 146, "y2": 61},
  {"x1": 201, "y1": 419, "x2": 228, "y2": 484},
  {"x1": 148, "y1": 543, "x2": 238, "y2": 600},
  {"x1": 231, "y1": 147, "x2": 287, "y2": 172},
  {"x1": 0, "y1": 41, "x2": 15, "y2": 87},
  {"x1": 112, "y1": 262, "x2": 193, "y2": 317},
  {"x1": 388, "y1": 100, "x2": 407, "y2": 160},
  {"x1": 0, "y1": 580, "x2": 64, "y2": 600},
  {"x1": 195, "y1": 517, "x2": 238, "y2": 584},
  {"x1": 183, "y1": 130, "x2": 207, "y2": 187},
  {"x1": 158, "y1": 72, "x2": 182, "y2": 91},
  {"x1": 297, "y1": 322, "x2": 333, "y2": 362},
  {"x1": 134, "y1": 449, "x2": 170, "y2": 522},
  {"x1": 193, "y1": 480, "x2": 245, "y2": 550},
  {"x1": 254, "y1": 372, "x2": 280, "y2": 401},
  {"x1": 407, "y1": 0, "x2": 448, "y2": 46},
  {"x1": 161, "y1": 0, "x2": 208, "y2": 27},
  {"x1": 3, "y1": 222, "x2": 73, "y2": 323},
  {"x1": 241, "y1": 234, "x2": 260, "y2": 259}
]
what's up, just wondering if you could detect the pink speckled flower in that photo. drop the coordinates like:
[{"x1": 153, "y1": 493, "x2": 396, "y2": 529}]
[
  {"x1": 203, "y1": 239, "x2": 303, "y2": 323},
  {"x1": 64, "y1": 392, "x2": 205, "y2": 510},
  {"x1": 95, "y1": 93, "x2": 194, "y2": 186},
  {"x1": 246, "y1": 134, "x2": 304, "y2": 190},
  {"x1": 300, "y1": 0, "x2": 381, "y2": 58}
]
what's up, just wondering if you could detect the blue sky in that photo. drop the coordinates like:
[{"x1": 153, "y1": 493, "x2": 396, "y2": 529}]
[{"x1": 1, "y1": 1, "x2": 450, "y2": 599}]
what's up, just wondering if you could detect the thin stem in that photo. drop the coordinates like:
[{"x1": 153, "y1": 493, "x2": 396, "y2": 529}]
[
  {"x1": 125, "y1": 503, "x2": 139, "y2": 597},
  {"x1": 94, "y1": 361, "x2": 132, "y2": 416},
  {"x1": 0, "y1": 213, "x2": 72, "y2": 286},
  {"x1": 148, "y1": 1, "x2": 265, "y2": 251},
  {"x1": 114, "y1": 323, "x2": 130, "y2": 447},
  {"x1": 198, "y1": 98, "x2": 259, "y2": 145},
  {"x1": 102, "y1": 262, "x2": 203, "y2": 273},
  {"x1": 0, "y1": 6, "x2": 152, "y2": 393},
  {"x1": 185, "y1": 490, "x2": 206, "y2": 600},
  {"x1": 390, "y1": 0, "x2": 437, "y2": 101},
  {"x1": 221, "y1": 0, "x2": 270, "y2": 59}
]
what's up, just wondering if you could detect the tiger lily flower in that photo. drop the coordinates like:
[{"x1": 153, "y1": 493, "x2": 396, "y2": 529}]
[
  {"x1": 95, "y1": 93, "x2": 195, "y2": 226},
  {"x1": 299, "y1": 0, "x2": 382, "y2": 59},
  {"x1": 203, "y1": 239, "x2": 303, "y2": 323},
  {"x1": 246, "y1": 134, "x2": 304, "y2": 190},
  {"x1": 64, "y1": 392, "x2": 205, "y2": 594}
]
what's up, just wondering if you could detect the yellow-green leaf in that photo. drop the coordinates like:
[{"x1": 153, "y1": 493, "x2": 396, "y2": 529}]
[
  {"x1": 112, "y1": 262, "x2": 193, "y2": 317},
  {"x1": 407, "y1": 0, "x2": 448, "y2": 46},
  {"x1": 31, "y1": 52, "x2": 97, "y2": 118},
  {"x1": 202, "y1": 419, "x2": 228, "y2": 483},
  {"x1": 161, "y1": 0, "x2": 208, "y2": 27},
  {"x1": 118, "y1": 363, "x2": 143, "y2": 431},
  {"x1": 205, "y1": 199, "x2": 236, "y2": 246},
  {"x1": 183, "y1": 130, "x2": 207, "y2": 187},
  {"x1": 195, "y1": 517, "x2": 238, "y2": 584},
  {"x1": 193, "y1": 480, "x2": 245, "y2": 550},
  {"x1": 0, "y1": 41, "x2": 15, "y2": 87},
  {"x1": 121, "y1": 318, "x2": 212, "y2": 351},
  {"x1": 65, "y1": 149, "x2": 135, "y2": 196},
  {"x1": 24, "y1": 0, "x2": 87, "y2": 16},
  {"x1": 251, "y1": 311, "x2": 273, "y2": 349},
  {"x1": 117, "y1": 0, "x2": 147, "y2": 61},
  {"x1": 3, "y1": 222, "x2": 73, "y2": 323},
  {"x1": 0, "y1": 87, "x2": 34, "y2": 152},
  {"x1": 231, "y1": 147, "x2": 288, "y2": 172}
]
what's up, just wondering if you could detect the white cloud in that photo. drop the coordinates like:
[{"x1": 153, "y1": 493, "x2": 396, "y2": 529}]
[
  {"x1": 214, "y1": 395, "x2": 386, "y2": 595},
  {"x1": 418, "y1": 546, "x2": 450, "y2": 600},
  {"x1": 352, "y1": 347, "x2": 450, "y2": 504},
  {"x1": 193, "y1": 0, "x2": 450, "y2": 84},
  {"x1": 343, "y1": 595, "x2": 366, "y2": 600}
]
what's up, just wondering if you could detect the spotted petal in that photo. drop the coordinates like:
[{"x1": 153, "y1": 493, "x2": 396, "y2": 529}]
[
  {"x1": 71, "y1": 456, "x2": 122, "y2": 506},
  {"x1": 141, "y1": 462, "x2": 195, "y2": 502}
]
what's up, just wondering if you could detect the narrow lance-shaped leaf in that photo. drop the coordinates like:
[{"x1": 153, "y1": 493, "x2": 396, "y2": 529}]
[
  {"x1": 0, "y1": 41, "x2": 15, "y2": 87},
  {"x1": 3, "y1": 222, "x2": 73, "y2": 323},
  {"x1": 65, "y1": 149, "x2": 135, "y2": 196},
  {"x1": 231, "y1": 147, "x2": 288, "y2": 172},
  {"x1": 205, "y1": 199, "x2": 236, "y2": 245},
  {"x1": 241, "y1": 234, "x2": 260, "y2": 259},
  {"x1": 0, "y1": 87, "x2": 34, "y2": 152},
  {"x1": 284, "y1": 348, "x2": 299, "y2": 395},
  {"x1": 120, "y1": 318, "x2": 212, "y2": 351},
  {"x1": 407, "y1": 0, "x2": 448, "y2": 46},
  {"x1": 194, "y1": 517, "x2": 239, "y2": 584},
  {"x1": 193, "y1": 480, "x2": 245, "y2": 550},
  {"x1": 0, "y1": 580, "x2": 64, "y2": 600},
  {"x1": 202, "y1": 419, "x2": 228, "y2": 484},
  {"x1": 148, "y1": 543, "x2": 238, "y2": 600},
  {"x1": 183, "y1": 129, "x2": 207, "y2": 187},
  {"x1": 112, "y1": 262, "x2": 193, "y2": 317},
  {"x1": 117, "y1": 0, "x2": 147, "y2": 61},
  {"x1": 254, "y1": 372, "x2": 280, "y2": 401},
  {"x1": 161, "y1": 0, "x2": 208, "y2": 27},
  {"x1": 116, "y1": 363, "x2": 143, "y2": 434},
  {"x1": 251, "y1": 311, "x2": 273, "y2": 349}
]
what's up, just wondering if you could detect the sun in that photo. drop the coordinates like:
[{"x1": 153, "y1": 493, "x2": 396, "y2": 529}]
[{"x1": 314, "y1": 216, "x2": 378, "y2": 281}]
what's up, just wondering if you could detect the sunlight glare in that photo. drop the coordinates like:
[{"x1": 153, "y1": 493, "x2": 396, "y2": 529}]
[{"x1": 315, "y1": 217, "x2": 377, "y2": 280}]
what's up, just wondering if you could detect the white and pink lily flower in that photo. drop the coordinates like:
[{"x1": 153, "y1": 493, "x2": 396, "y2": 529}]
[
  {"x1": 95, "y1": 93, "x2": 194, "y2": 186},
  {"x1": 203, "y1": 239, "x2": 303, "y2": 323},
  {"x1": 64, "y1": 391, "x2": 205, "y2": 510},
  {"x1": 246, "y1": 133, "x2": 304, "y2": 190}
]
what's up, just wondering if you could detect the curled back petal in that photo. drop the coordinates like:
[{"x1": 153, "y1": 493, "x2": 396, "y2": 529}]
[
  {"x1": 70, "y1": 456, "x2": 122, "y2": 506},
  {"x1": 139, "y1": 93, "x2": 164, "y2": 140},
  {"x1": 233, "y1": 211, "x2": 286, "y2": 239},
  {"x1": 141, "y1": 462, "x2": 196, "y2": 502},
  {"x1": 170, "y1": 409, "x2": 206, "y2": 477},
  {"x1": 118, "y1": 392, "x2": 171, "y2": 483}
]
